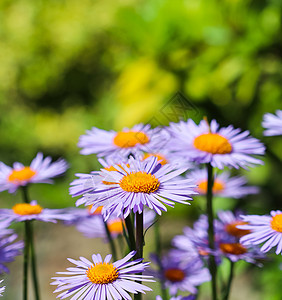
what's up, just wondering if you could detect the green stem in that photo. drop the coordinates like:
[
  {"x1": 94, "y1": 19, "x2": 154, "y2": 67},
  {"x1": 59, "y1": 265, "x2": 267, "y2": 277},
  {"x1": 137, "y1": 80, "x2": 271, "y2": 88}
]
[
  {"x1": 21, "y1": 186, "x2": 40, "y2": 300},
  {"x1": 103, "y1": 221, "x2": 117, "y2": 261},
  {"x1": 21, "y1": 186, "x2": 30, "y2": 203},
  {"x1": 223, "y1": 261, "x2": 235, "y2": 300},
  {"x1": 125, "y1": 214, "x2": 136, "y2": 252},
  {"x1": 154, "y1": 221, "x2": 168, "y2": 300},
  {"x1": 206, "y1": 163, "x2": 217, "y2": 300},
  {"x1": 134, "y1": 212, "x2": 144, "y2": 300},
  {"x1": 29, "y1": 222, "x2": 40, "y2": 300},
  {"x1": 23, "y1": 221, "x2": 30, "y2": 300}
]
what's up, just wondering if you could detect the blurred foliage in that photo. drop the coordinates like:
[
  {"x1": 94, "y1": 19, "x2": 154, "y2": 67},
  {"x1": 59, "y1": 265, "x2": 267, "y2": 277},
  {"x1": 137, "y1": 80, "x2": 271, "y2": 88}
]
[{"x1": 0, "y1": 0, "x2": 281, "y2": 298}]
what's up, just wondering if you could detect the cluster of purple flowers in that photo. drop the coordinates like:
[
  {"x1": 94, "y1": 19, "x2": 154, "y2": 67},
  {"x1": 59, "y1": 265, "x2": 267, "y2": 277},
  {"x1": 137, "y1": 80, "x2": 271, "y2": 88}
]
[{"x1": 0, "y1": 109, "x2": 280, "y2": 299}]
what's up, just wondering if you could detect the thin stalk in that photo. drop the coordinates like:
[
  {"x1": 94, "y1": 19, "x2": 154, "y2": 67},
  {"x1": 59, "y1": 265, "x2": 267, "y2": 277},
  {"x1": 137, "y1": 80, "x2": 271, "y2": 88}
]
[
  {"x1": 223, "y1": 261, "x2": 235, "y2": 300},
  {"x1": 103, "y1": 221, "x2": 117, "y2": 261},
  {"x1": 23, "y1": 221, "x2": 30, "y2": 300},
  {"x1": 121, "y1": 221, "x2": 131, "y2": 251},
  {"x1": 154, "y1": 221, "x2": 168, "y2": 300},
  {"x1": 206, "y1": 163, "x2": 217, "y2": 300},
  {"x1": 125, "y1": 214, "x2": 136, "y2": 252},
  {"x1": 134, "y1": 212, "x2": 144, "y2": 300},
  {"x1": 29, "y1": 222, "x2": 40, "y2": 300},
  {"x1": 21, "y1": 186, "x2": 30, "y2": 203},
  {"x1": 21, "y1": 186, "x2": 40, "y2": 300}
]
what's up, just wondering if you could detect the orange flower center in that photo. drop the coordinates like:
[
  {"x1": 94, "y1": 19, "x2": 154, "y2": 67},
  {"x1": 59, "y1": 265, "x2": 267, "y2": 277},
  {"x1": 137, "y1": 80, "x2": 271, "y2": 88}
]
[
  {"x1": 225, "y1": 221, "x2": 251, "y2": 238},
  {"x1": 219, "y1": 243, "x2": 247, "y2": 255},
  {"x1": 197, "y1": 179, "x2": 225, "y2": 194},
  {"x1": 119, "y1": 171, "x2": 160, "y2": 193},
  {"x1": 86, "y1": 263, "x2": 119, "y2": 284},
  {"x1": 12, "y1": 203, "x2": 43, "y2": 215},
  {"x1": 108, "y1": 220, "x2": 124, "y2": 235},
  {"x1": 113, "y1": 131, "x2": 150, "y2": 148},
  {"x1": 270, "y1": 213, "x2": 282, "y2": 232},
  {"x1": 143, "y1": 153, "x2": 168, "y2": 165},
  {"x1": 193, "y1": 133, "x2": 232, "y2": 154},
  {"x1": 8, "y1": 167, "x2": 37, "y2": 183},
  {"x1": 164, "y1": 268, "x2": 185, "y2": 282},
  {"x1": 88, "y1": 205, "x2": 103, "y2": 215}
]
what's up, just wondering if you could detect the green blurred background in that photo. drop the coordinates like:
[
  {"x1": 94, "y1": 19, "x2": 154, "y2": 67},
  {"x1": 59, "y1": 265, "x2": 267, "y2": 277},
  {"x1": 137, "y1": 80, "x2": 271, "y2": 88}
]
[{"x1": 0, "y1": 0, "x2": 281, "y2": 299}]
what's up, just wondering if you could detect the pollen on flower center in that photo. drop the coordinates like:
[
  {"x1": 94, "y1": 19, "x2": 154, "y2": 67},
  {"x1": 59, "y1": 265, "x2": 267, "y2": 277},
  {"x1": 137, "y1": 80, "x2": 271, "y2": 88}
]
[
  {"x1": 220, "y1": 243, "x2": 247, "y2": 255},
  {"x1": 119, "y1": 171, "x2": 160, "y2": 193},
  {"x1": 8, "y1": 167, "x2": 37, "y2": 183},
  {"x1": 193, "y1": 133, "x2": 232, "y2": 154},
  {"x1": 197, "y1": 179, "x2": 225, "y2": 194},
  {"x1": 225, "y1": 221, "x2": 251, "y2": 238},
  {"x1": 12, "y1": 203, "x2": 43, "y2": 215},
  {"x1": 164, "y1": 268, "x2": 185, "y2": 282},
  {"x1": 86, "y1": 262, "x2": 119, "y2": 284},
  {"x1": 270, "y1": 213, "x2": 282, "y2": 232},
  {"x1": 113, "y1": 131, "x2": 150, "y2": 148},
  {"x1": 143, "y1": 153, "x2": 168, "y2": 165}
]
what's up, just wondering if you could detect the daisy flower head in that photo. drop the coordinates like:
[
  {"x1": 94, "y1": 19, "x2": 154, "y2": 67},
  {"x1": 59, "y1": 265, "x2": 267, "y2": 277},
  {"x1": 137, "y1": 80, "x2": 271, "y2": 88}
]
[
  {"x1": 0, "y1": 152, "x2": 68, "y2": 193},
  {"x1": 0, "y1": 280, "x2": 5, "y2": 296},
  {"x1": 189, "y1": 169, "x2": 258, "y2": 198},
  {"x1": 0, "y1": 232, "x2": 24, "y2": 273},
  {"x1": 168, "y1": 119, "x2": 265, "y2": 169},
  {"x1": 84, "y1": 156, "x2": 196, "y2": 220},
  {"x1": 217, "y1": 210, "x2": 251, "y2": 240},
  {"x1": 78, "y1": 123, "x2": 169, "y2": 158},
  {"x1": 51, "y1": 250, "x2": 154, "y2": 299},
  {"x1": 0, "y1": 200, "x2": 73, "y2": 224},
  {"x1": 152, "y1": 254, "x2": 210, "y2": 296},
  {"x1": 262, "y1": 110, "x2": 282, "y2": 136},
  {"x1": 239, "y1": 210, "x2": 282, "y2": 255},
  {"x1": 216, "y1": 241, "x2": 265, "y2": 264}
]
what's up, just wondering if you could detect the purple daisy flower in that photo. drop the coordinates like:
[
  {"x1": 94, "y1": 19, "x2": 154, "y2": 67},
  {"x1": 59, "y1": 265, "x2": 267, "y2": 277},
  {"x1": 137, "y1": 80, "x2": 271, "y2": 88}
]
[
  {"x1": 215, "y1": 241, "x2": 265, "y2": 264},
  {"x1": 188, "y1": 169, "x2": 258, "y2": 198},
  {"x1": 238, "y1": 210, "x2": 282, "y2": 255},
  {"x1": 0, "y1": 280, "x2": 5, "y2": 296},
  {"x1": 217, "y1": 210, "x2": 252, "y2": 240},
  {"x1": 84, "y1": 156, "x2": 196, "y2": 219},
  {"x1": 51, "y1": 250, "x2": 154, "y2": 299},
  {"x1": 152, "y1": 254, "x2": 210, "y2": 296},
  {"x1": 171, "y1": 215, "x2": 225, "y2": 268},
  {"x1": 0, "y1": 232, "x2": 24, "y2": 273},
  {"x1": 0, "y1": 200, "x2": 72, "y2": 224},
  {"x1": 0, "y1": 152, "x2": 68, "y2": 193},
  {"x1": 262, "y1": 110, "x2": 282, "y2": 136},
  {"x1": 78, "y1": 123, "x2": 169, "y2": 158},
  {"x1": 168, "y1": 119, "x2": 265, "y2": 169}
]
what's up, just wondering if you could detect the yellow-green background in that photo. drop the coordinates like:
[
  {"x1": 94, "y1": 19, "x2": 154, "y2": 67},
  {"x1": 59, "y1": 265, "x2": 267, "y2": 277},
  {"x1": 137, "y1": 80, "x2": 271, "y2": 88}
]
[{"x1": 0, "y1": 0, "x2": 281, "y2": 299}]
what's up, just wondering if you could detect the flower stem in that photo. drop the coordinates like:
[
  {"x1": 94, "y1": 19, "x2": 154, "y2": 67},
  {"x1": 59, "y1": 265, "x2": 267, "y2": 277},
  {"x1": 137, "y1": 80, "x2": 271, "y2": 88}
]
[
  {"x1": 21, "y1": 186, "x2": 40, "y2": 300},
  {"x1": 125, "y1": 214, "x2": 136, "y2": 252},
  {"x1": 206, "y1": 163, "x2": 217, "y2": 300},
  {"x1": 23, "y1": 221, "x2": 30, "y2": 300},
  {"x1": 21, "y1": 186, "x2": 30, "y2": 203},
  {"x1": 29, "y1": 222, "x2": 40, "y2": 300},
  {"x1": 134, "y1": 212, "x2": 144, "y2": 300},
  {"x1": 223, "y1": 261, "x2": 235, "y2": 300},
  {"x1": 103, "y1": 221, "x2": 117, "y2": 261}
]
